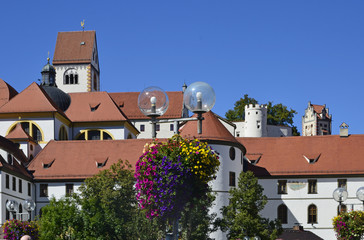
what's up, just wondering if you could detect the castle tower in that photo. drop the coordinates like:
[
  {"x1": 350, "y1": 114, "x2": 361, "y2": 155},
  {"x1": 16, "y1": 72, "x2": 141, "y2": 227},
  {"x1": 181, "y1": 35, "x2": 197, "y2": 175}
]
[
  {"x1": 302, "y1": 101, "x2": 332, "y2": 136},
  {"x1": 52, "y1": 31, "x2": 100, "y2": 93},
  {"x1": 244, "y1": 104, "x2": 267, "y2": 137}
]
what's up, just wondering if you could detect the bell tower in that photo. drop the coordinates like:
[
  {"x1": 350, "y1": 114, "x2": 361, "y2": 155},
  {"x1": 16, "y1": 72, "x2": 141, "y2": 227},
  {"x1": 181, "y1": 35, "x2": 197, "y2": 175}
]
[{"x1": 52, "y1": 30, "x2": 100, "y2": 93}]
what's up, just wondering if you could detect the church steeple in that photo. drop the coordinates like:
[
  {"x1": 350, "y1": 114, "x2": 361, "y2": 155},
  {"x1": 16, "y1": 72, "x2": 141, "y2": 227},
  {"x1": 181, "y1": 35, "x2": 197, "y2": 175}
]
[{"x1": 41, "y1": 57, "x2": 57, "y2": 87}]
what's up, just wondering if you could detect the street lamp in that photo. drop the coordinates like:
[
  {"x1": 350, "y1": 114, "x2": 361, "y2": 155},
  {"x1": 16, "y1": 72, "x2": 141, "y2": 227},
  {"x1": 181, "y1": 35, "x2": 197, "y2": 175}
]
[
  {"x1": 333, "y1": 187, "x2": 348, "y2": 214},
  {"x1": 138, "y1": 82, "x2": 215, "y2": 138},
  {"x1": 23, "y1": 199, "x2": 36, "y2": 221},
  {"x1": 356, "y1": 187, "x2": 364, "y2": 209},
  {"x1": 6, "y1": 200, "x2": 19, "y2": 219}
]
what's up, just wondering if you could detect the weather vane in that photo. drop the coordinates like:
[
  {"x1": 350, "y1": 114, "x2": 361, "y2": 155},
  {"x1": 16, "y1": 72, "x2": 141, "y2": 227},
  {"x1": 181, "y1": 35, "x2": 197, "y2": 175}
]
[{"x1": 81, "y1": 20, "x2": 85, "y2": 31}]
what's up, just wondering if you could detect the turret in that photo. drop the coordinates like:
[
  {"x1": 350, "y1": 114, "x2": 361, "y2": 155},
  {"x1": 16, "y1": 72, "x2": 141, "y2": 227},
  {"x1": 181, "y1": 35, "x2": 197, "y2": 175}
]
[{"x1": 244, "y1": 104, "x2": 267, "y2": 137}]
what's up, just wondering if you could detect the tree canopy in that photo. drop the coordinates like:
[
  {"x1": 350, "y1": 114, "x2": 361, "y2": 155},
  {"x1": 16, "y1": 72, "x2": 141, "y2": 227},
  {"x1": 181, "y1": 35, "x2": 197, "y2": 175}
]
[
  {"x1": 225, "y1": 94, "x2": 300, "y2": 136},
  {"x1": 38, "y1": 160, "x2": 161, "y2": 240},
  {"x1": 219, "y1": 171, "x2": 282, "y2": 240}
]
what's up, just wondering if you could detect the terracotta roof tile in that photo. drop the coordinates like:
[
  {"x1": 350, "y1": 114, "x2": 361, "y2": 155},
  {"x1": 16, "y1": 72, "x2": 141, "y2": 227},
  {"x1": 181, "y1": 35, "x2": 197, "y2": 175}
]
[
  {"x1": 109, "y1": 91, "x2": 184, "y2": 119},
  {"x1": 179, "y1": 111, "x2": 246, "y2": 153},
  {"x1": 0, "y1": 78, "x2": 18, "y2": 107},
  {"x1": 5, "y1": 123, "x2": 34, "y2": 141},
  {"x1": 53, "y1": 31, "x2": 95, "y2": 64},
  {"x1": 239, "y1": 135, "x2": 364, "y2": 177},
  {"x1": 311, "y1": 104, "x2": 330, "y2": 119},
  {"x1": 0, "y1": 136, "x2": 32, "y2": 179},
  {"x1": 28, "y1": 139, "x2": 163, "y2": 180},
  {"x1": 0, "y1": 82, "x2": 65, "y2": 114},
  {"x1": 66, "y1": 92, "x2": 129, "y2": 122}
]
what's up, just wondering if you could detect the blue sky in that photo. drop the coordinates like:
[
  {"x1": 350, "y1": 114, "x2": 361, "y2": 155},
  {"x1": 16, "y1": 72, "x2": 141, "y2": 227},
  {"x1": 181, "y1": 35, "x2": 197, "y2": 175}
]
[{"x1": 1, "y1": 1, "x2": 363, "y2": 134}]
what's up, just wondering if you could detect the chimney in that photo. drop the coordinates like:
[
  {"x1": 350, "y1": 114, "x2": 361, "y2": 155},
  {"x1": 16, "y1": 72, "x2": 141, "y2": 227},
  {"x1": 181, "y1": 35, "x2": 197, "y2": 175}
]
[
  {"x1": 293, "y1": 224, "x2": 304, "y2": 231},
  {"x1": 339, "y1": 122, "x2": 349, "y2": 137}
]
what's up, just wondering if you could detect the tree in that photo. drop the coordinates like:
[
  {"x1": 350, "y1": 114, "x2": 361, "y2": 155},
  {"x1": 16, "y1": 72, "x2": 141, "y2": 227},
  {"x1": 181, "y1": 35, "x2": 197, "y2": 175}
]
[
  {"x1": 219, "y1": 171, "x2": 282, "y2": 240},
  {"x1": 78, "y1": 159, "x2": 159, "y2": 240},
  {"x1": 179, "y1": 189, "x2": 217, "y2": 240},
  {"x1": 38, "y1": 160, "x2": 160, "y2": 240},
  {"x1": 39, "y1": 197, "x2": 83, "y2": 240},
  {"x1": 225, "y1": 94, "x2": 258, "y2": 122},
  {"x1": 225, "y1": 94, "x2": 300, "y2": 136}
]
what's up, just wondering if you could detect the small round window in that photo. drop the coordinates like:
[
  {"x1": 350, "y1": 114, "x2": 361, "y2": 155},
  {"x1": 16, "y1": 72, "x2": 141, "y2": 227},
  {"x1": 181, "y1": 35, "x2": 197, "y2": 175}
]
[{"x1": 229, "y1": 147, "x2": 236, "y2": 160}]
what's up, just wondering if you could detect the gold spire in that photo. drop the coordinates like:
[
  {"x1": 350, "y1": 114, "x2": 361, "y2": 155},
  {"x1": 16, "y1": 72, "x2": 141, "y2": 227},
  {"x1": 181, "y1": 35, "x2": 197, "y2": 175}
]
[
  {"x1": 47, "y1": 51, "x2": 50, "y2": 63},
  {"x1": 81, "y1": 19, "x2": 85, "y2": 31}
]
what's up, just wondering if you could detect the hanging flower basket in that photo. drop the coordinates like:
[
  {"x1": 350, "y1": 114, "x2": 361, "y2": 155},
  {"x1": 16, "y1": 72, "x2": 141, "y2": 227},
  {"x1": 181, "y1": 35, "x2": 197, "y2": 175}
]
[{"x1": 134, "y1": 135, "x2": 220, "y2": 221}]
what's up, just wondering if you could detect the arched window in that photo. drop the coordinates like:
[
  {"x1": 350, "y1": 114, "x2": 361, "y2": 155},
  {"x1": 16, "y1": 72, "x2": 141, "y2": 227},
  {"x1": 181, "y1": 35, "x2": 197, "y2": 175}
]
[
  {"x1": 229, "y1": 147, "x2": 236, "y2": 160},
  {"x1": 76, "y1": 130, "x2": 113, "y2": 140},
  {"x1": 8, "y1": 121, "x2": 43, "y2": 142},
  {"x1": 308, "y1": 204, "x2": 317, "y2": 224},
  {"x1": 64, "y1": 69, "x2": 79, "y2": 85},
  {"x1": 59, "y1": 126, "x2": 68, "y2": 140},
  {"x1": 277, "y1": 204, "x2": 288, "y2": 224}
]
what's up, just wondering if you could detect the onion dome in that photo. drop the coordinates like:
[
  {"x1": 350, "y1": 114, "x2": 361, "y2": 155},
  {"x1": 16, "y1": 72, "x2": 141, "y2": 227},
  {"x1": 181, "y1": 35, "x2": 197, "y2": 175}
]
[{"x1": 40, "y1": 58, "x2": 71, "y2": 112}]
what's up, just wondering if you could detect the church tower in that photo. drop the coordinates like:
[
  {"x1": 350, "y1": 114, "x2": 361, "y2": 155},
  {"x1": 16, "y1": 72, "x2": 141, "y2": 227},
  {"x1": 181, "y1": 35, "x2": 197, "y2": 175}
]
[
  {"x1": 52, "y1": 31, "x2": 100, "y2": 93},
  {"x1": 302, "y1": 101, "x2": 332, "y2": 136}
]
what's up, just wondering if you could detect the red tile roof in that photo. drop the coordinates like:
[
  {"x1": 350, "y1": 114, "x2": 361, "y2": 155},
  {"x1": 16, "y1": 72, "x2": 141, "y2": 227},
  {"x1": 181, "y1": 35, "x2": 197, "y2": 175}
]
[
  {"x1": 5, "y1": 123, "x2": 34, "y2": 141},
  {"x1": 53, "y1": 31, "x2": 96, "y2": 64},
  {"x1": 311, "y1": 104, "x2": 330, "y2": 119},
  {"x1": 0, "y1": 136, "x2": 32, "y2": 179},
  {"x1": 179, "y1": 111, "x2": 246, "y2": 153},
  {"x1": 66, "y1": 92, "x2": 130, "y2": 122},
  {"x1": 239, "y1": 135, "x2": 364, "y2": 177},
  {"x1": 0, "y1": 78, "x2": 18, "y2": 107},
  {"x1": 27, "y1": 139, "x2": 161, "y2": 180},
  {"x1": 109, "y1": 91, "x2": 184, "y2": 120},
  {"x1": 0, "y1": 82, "x2": 66, "y2": 115}
]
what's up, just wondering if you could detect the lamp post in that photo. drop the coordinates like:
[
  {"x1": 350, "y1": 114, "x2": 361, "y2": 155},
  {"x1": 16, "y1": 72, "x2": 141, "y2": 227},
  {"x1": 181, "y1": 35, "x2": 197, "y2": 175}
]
[
  {"x1": 6, "y1": 200, "x2": 19, "y2": 220},
  {"x1": 333, "y1": 187, "x2": 348, "y2": 214},
  {"x1": 23, "y1": 199, "x2": 36, "y2": 221},
  {"x1": 356, "y1": 187, "x2": 364, "y2": 210},
  {"x1": 138, "y1": 82, "x2": 215, "y2": 138},
  {"x1": 138, "y1": 82, "x2": 215, "y2": 240}
]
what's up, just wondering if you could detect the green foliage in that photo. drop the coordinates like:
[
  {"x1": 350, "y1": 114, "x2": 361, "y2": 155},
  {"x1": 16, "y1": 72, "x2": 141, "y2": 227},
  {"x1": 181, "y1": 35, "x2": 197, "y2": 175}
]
[
  {"x1": 78, "y1": 160, "x2": 137, "y2": 239},
  {"x1": 219, "y1": 171, "x2": 282, "y2": 240},
  {"x1": 179, "y1": 190, "x2": 217, "y2": 240},
  {"x1": 332, "y1": 210, "x2": 364, "y2": 240},
  {"x1": 3, "y1": 219, "x2": 39, "y2": 240},
  {"x1": 225, "y1": 94, "x2": 258, "y2": 121},
  {"x1": 38, "y1": 160, "x2": 160, "y2": 240},
  {"x1": 38, "y1": 197, "x2": 83, "y2": 240},
  {"x1": 225, "y1": 94, "x2": 300, "y2": 136}
]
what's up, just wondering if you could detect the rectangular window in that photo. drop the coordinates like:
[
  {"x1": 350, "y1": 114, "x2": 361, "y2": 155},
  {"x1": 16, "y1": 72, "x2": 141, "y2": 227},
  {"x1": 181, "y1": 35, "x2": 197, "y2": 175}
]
[
  {"x1": 156, "y1": 124, "x2": 160, "y2": 131},
  {"x1": 308, "y1": 180, "x2": 317, "y2": 194},
  {"x1": 19, "y1": 179, "x2": 22, "y2": 193},
  {"x1": 278, "y1": 180, "x2": 287, "y2": 194},
  {"x1": 229, "y1": 172, "x2": 236, "y2": 187},
  {"x1": 5, "y1": 174, "x2": 9, "y2": 189},
  {"x1": 338, "y1": 179, "x2": 347, "y2": 189},
  {"x1": 66, "y1": 184, "x2": 74, "y2": 196},
  {"x1": 12, "y1": 177, "x2": 16, "y2": 191},
  {"x1": 170, "y1": 124, "x2": 174, "y2": 131},
  {"x1": 140, "y1": 125, "x2": 145, "y2": 132},
  {"x1": 40, "y1": 184, "x2": 48, "y2": 197},
  {"x1": 28, "y1": 182, "x2": 31, "y2": 196}
]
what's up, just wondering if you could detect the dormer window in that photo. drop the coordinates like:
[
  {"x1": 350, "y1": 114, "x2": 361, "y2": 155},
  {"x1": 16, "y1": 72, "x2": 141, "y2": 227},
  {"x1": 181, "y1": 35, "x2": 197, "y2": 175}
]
[{"x1": 64, "y1": 69, "x2": 79, "y2": 85}]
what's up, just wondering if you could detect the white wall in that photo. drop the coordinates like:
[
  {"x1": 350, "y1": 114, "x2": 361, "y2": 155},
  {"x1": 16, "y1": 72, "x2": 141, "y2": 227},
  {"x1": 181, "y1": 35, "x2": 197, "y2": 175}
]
[
  {"x1": 35, "y1": 182, "x2": 82, "y2": 216},
  {"x1": 259, "y1": 177, "x2": 364, "y2": 240},
  {"x1": 209, "y1": 143, "x2": 244, "y2": 240},
  {"x1": 55, "y1": 64, "x2": 90, "y2": 93}
]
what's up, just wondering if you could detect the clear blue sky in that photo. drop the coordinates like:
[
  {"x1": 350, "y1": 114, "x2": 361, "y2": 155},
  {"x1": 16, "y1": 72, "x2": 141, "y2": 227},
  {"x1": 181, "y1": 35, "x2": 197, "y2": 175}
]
[{"x1": 1, "y1": 1, "x2": 363, "y2": 135}]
